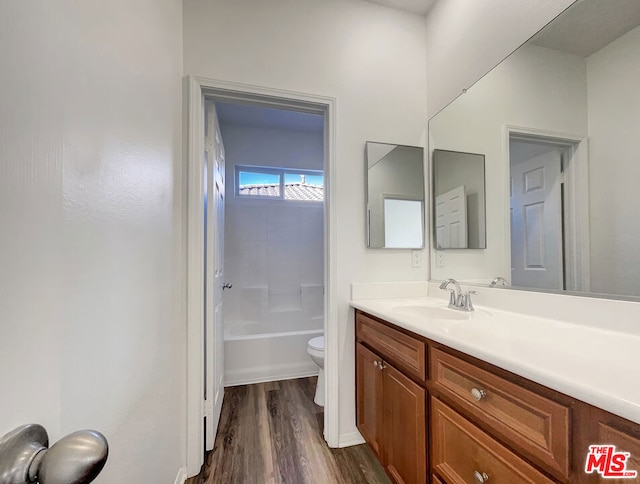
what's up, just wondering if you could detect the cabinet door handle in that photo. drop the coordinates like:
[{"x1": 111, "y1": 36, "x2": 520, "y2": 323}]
[
  {"x1": 471, "y1": 388, "x2": 487, "y2": 401},
  {"x1": 474, "y1": 470, "x2": 489, "y2": 483},
  {"x1": 373, "y1": 360, "x2": 379, "y2": 368},
  {"x1": 379, "y1": 362, "x2": 386, "y2": 371}
]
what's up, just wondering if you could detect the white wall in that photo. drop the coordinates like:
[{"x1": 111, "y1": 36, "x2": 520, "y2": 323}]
[
  {"x1": 184, "y1": 0, "x2": 428, "y2": 441},
  {"x1": 424, "y1": 0, "x2": 576, "y2": 118},
  {"x1": 429, "y1": 44, "x2": 587, "y2": 282},
  {"x1": 0, "y1": 2, "x2": 185, "y2": 482},
  {"x1": 221, "y1": 124, "x2": 325, "y2": 328},
  {"x1": 587, "y1": 25, "x2": 640, "y2": 296}
]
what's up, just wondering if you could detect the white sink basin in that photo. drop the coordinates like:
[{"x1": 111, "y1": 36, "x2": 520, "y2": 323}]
[{"x1": 390, "y1": 304, "x2": 471, "y2": 321}]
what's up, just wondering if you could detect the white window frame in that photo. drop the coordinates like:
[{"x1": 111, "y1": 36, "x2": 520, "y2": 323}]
[{"x1": 235, "y1": 164, "x2": 324, "y2": 201}]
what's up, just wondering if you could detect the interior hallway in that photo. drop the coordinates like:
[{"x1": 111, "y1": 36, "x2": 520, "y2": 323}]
[{"x1": 187, "y1": 377, "x2": 390, "y2": 484}]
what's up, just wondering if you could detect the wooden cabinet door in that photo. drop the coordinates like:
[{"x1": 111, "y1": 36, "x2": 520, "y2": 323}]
[
  {"x1": 356, "y1": 342, "x2": 384, "y2": 458},
  {"x1": 574, "y1": 405, "x2": 640, "y2": 483},
  {"x1": 383, "y1": 363, "x2": 427, "y2": 484}
]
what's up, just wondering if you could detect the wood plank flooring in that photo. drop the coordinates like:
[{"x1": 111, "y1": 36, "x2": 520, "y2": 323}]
[{"x1": 187, "y1": 377, "x2": 390, "y2": 484}]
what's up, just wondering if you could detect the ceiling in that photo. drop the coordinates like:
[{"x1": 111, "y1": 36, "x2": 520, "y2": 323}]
[
  {"x1": 215, "y1": 102, "x2": 324, "y2": 133},
  {"x1": 531, "y1": 0, "x2": 640, "y2": 57},
  {"x1": 363, "y1": 0, "x2": 436, "y2": 16}
]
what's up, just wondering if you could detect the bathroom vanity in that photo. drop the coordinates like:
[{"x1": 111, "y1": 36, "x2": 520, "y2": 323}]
[{"x1": 352, "y1": 298, "x2": 640, "y2": 484}]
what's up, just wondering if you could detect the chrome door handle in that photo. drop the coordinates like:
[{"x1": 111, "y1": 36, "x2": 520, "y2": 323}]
[
  {"x1": 222, "y1": 282, "x2": 233, "y2": 290},
  {"x1": 0, "y1": 424, "x2": 108, "y2": 483}
]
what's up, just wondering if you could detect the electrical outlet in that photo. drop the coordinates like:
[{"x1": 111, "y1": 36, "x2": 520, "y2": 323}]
[
  {"x1": 436, "y1": 250, "x2": 445, "y2": 268},
  {"x1": 411, "y1": 250, "x2": 423, "y2": 268}
]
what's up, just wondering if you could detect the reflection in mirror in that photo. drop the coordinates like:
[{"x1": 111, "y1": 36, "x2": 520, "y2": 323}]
[
  {"x1": 366, "y1": 142, "x2": 424, "y2": 249},
  {"x1": 429, "y1": 0, "x2": 640, "y2": 299},
  {"x1": 433, "y1": 150, "x2": 486, "y2": 249}
]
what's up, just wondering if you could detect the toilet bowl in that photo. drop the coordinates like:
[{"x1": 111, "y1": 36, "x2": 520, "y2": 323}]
[{"x1": 307, "y1": 336, "x2": 324, "y2": 406}]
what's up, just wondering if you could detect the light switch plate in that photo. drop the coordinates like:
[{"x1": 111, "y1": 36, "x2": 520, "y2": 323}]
[
  {"x1": 436, "y1": 250, "x2": 445, "y2": 268},
  {"x1": 411, "y1": 250, "x2": 423, "y2": 268}
]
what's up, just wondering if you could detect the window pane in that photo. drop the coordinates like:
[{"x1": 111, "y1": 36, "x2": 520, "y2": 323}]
[
  {"x1": 284, "y1": 172, "x2": 324, "y2": 201},
  {"x1": 283, "y1": 173, "x2": 324, "y2": 187},
  {"x1": 238, "y1": 171, "x2": 280, "y2": 197}
]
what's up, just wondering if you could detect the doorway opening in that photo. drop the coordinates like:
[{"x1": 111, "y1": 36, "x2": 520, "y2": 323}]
[
  {"x1": 215, "y1": 101, "x2": 325, "y2": 387},
  {"x1": 186, "y1": 78, "x2": 336, "y2": 477},
  {"x1": 507, "y1": 128, "x2": 589, "y2": 293}
]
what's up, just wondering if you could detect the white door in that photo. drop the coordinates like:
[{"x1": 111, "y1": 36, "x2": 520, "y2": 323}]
[
  {"x1": 384, "y1": 197, "x2": 423, "y2": 248},
  {"x1": 510, "y1": 150, "x2": 563, "y2": 290},
  {"x1": 204, "y1": 100, "x2": 225, "y2": 449},
  {"x1": 435, "y1": 185, "x2": 468, "y2": 249}
]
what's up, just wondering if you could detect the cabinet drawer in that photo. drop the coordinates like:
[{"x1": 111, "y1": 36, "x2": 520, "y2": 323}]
[
  {"x1": 431, "y1": 348, "x2": 570, "y2": 480},
  {"x1": 356, "y1": 311, "x2": 426, "y2": 380},
  {"x1": 431, "y1": 397, "x2": 555, "y2": 484}
]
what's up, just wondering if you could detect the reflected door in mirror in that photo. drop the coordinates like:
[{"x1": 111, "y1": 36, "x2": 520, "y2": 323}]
[
  {"x1": 366, "y1": 142, "x2": 425, "y2": 249},
  {"x1": 435, "y1": 185, "x2": 468, "y2": 249},
  {"x1": 510, "y1": 141, "x2": 564, "y2": 290},
  {"x1": 432, "y1": 149, "x2": 486, "y2": 249}
]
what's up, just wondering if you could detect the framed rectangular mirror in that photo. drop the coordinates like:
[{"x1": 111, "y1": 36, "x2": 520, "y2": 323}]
[
  {"x1": 433, "y1": 149, "x2": 486, "y2": 249},
  {"x1": 429, "y1": 0, "x2": 640, "y2": 300},
  {"x1": 366, "y1": 142, "x2": 425, "y2": 249}
]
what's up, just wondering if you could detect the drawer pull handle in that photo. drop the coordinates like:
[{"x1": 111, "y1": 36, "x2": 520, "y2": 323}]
[
  {"x1": 474, "y1": 471, "x2": 489, "y2": 483},
  {"x1": 471, "y1": 388, "x2": 487, "y2": 401}
]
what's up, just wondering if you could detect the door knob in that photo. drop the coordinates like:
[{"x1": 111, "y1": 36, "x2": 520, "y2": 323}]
[
  {"x1": 471, "y1": 387, "x2": 487, "y2": 401},
  {"x1": 0, "y1": 424, "x2": 108, "y2": 484},
  {"x1": 222, "y1": 282, "x2": 233, "y2": 290},
  {"x1": 474, "y1": 471, "x2": 489, "y2": 483}
]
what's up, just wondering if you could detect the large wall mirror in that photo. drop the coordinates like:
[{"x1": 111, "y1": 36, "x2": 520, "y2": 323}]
[
  {"x1": 366, "y1": 142, "x2": 425, "y2": 249},
  {"x1": 429, "y1": 0, "x2": 640, "y2": 300}
]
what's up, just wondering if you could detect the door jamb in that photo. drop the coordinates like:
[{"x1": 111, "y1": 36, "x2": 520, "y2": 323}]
[
  {"x1": 185, "y1": 76, "x2": 338, "y2": 477},
  {"x1": 503, "y1": 125, "x2": 590, "y2": 292}
]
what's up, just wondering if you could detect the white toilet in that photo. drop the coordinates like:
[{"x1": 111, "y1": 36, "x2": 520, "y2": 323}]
[{"x1": 307, "y1": 336, "x2": 325, "y2": 406}]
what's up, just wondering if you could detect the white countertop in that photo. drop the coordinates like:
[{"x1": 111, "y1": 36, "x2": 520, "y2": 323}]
[{"x1": 350, "y1": 296, "x2": 640, "y2": 425}]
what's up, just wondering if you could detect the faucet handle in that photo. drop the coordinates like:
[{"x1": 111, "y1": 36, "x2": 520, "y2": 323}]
[
  {"x1": 463, "y1": 290, "x2": 478, "y2": 311},
  {"x1": 446, "y1": 289, "x2": 457, "y2": 307}
]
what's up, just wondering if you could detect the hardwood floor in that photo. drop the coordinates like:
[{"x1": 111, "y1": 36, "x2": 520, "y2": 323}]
[{"x1": 187, "y1": 377, "x2": 390, "y2": 484}]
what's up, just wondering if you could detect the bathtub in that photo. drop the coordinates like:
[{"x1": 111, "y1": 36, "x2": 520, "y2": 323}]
[{"x1": 224, "y1": 321, "x2": 323, "y2": 387}]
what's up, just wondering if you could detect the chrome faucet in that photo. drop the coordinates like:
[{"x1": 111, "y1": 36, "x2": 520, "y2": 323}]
[
  {"x1": 439, "y1": 278, "x2": 476, "y2": 311},
  {"x1": 490, "y1": 276, "x2": 509, "y2": 287},
  {"x1": 439, "y1": 278, "x2": 461, "y2": 307}
]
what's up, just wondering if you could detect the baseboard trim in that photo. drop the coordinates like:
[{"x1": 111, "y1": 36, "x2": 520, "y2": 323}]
[
  {"x1": 338, "y1": 430, "x2": 365, "y2": 447},
  {"x1": 225, "y1": 364, "x2": 318, "y2": 387},
  {"x1": 174, "y1": 466, "x2": 187, "y2": 484}
]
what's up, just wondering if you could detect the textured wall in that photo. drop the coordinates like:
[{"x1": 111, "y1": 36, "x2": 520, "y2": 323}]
[{"x1": 0, "y1": 1, "x2": 185, "y2": 482}]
